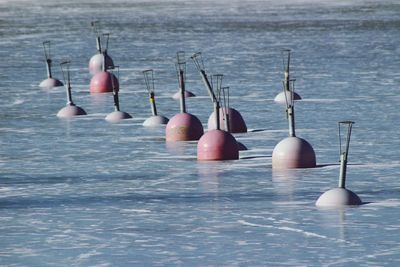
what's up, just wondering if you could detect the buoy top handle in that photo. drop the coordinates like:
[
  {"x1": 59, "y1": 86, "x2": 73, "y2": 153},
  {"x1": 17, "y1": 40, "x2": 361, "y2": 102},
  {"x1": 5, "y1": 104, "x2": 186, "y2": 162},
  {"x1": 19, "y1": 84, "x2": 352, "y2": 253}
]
[
  {"x1": 191, "y1": 52, "x2": 205, "y2": 71},
  {"x1": 211, "y1": 74, "x2": 224, "y2": 100},
  {"x1": 102, "y1": 33, "x2": 110, "y2": 54},
  {"x1": 338, "y1": 121, "x2": 355, "y2": 160},
  {"x1": 281, "y1": 49, "x2": 291, "y2": 74},
  {"x1": 42, "y1": 41, "x2": 51, "y2": 61},
  {"x1": 143, "y1": 69, "x2": 155, "y2": 94},
  {"x1": 60, "y1": 60, "x2": 71, "y2": 87},
  {"x1": 175, "y1": 51, "x2": 187, "y2": 87}
]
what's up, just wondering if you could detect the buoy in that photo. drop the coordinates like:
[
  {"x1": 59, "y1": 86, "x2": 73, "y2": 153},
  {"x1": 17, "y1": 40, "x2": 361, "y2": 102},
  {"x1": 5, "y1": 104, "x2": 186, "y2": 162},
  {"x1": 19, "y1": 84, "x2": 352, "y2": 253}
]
[
  {"x1": 90, "y1": 68, "x2": 119, "y2": 94},
  {"x1": 105, "y1": 67, "x2": 132, "y2": 123},
  {"x1": 142, "y1": 69, "x2": 169, "y2": 127},
  {"x1": 88, "y1": 21, "x2": 114, "y2": 75},
  {"x1": 39, "y1": 41, "x2": 63, "y2": 89},
  {"x1": 272, "y1": 80, "x2": 316, "y2": 169},
  {"x1": 274, "y1": 49, "x2": 301, "y2": 104},
  {"x1": 191, "y1": 52, "x2": 247, "y2": 133},
  {"x1": 166, "y1": 52, "x2": 203, "y2": 141},
  {"x1": 57, "y1": 61, "x2": 87, "y2": 118},
  {"x1": 172, "y1": 90, "x2": 195, "y2": 99},
  {"x1": 197, "y1": 75, "x2": 239, "y2": 161},
  {"x1": 316, "y1": 121, "x2": 362, "y2": 207}
]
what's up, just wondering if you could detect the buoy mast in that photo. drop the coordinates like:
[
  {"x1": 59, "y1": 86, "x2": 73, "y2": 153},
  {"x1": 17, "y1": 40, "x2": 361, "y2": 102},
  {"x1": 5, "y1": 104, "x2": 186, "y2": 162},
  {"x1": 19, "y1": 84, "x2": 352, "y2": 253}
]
[
  {"x1": 338, "y1": 121, "x2": 354, "y2": 189},
  {"x1": 143, "y1": 69, "x2": 158, "y2": 116},
  {"x1": 60, "y1": 61, "x2": 74, "y2": 106},
  {"x1": 176, "y1": 51, "x2": 187, "y2": 113}
]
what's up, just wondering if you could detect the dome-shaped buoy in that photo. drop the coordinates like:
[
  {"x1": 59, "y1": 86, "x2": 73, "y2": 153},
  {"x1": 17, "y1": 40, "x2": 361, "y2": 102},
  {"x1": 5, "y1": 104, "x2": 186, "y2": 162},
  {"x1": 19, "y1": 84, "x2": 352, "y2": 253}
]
[
  {"x1": 207, "y1": 107, "x2": 247, "y2": 133},
  {"x1": 90, "y1": 71, "x2": 119, "y2": 94},
  {"x1": 105, "y1": 67, "x2": 132, "y2": 123},
  {"x1": 88, "y1": 21, "x2": 114, "y2": 75},
  {"x1": 274, "y1": 91, "x2": 301, "y2": 104},
  {"x1": 198, "y1": 129, "x2": 238, "y2": 160},
  {"x1": 166, "y1": 52, "x2": 203, "y2": 141},
  {"x1": 316, "y1": 121, "x2": 362, "y2": 207},
  {"x1": 274, "y1": 49, "x2": 302, "y2": 103},
  {"x1": 172, "y1": 90, "x2": 195, "y2": 99},
  {"x1": 272, "y1": 136, "x2": 316, "y2": 169},
  {"x1": 272, "y1": 79, "x2": 316, "y2": 169},
  {"x1": 197, "y1": 75, "x2": 239, "y2": 160},
  {"x1": 166, "y1": 113, "x2": 203, "y2": 141},
  {"x1": 142, "y1": 69, "x2": 169, "y2": 127},
  {"x1": 89, "y1": 53, "x2": 114, "y2": 76},
  {"x1": 57, "y1": 61, "x2": 87, "y2": 119},
  {"x1": 39, "y1": 41, "x2": 63, "y2": 89}
]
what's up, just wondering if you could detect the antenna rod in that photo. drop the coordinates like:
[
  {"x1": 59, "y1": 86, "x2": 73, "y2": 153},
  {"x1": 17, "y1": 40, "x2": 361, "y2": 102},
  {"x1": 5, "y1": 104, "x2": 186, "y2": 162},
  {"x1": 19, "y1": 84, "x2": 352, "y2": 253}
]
[
  {"x1": 91, "y1": 21, "x2": 102, "y2": 53},
  {"x1": 338, "y1": 121, "x2": 354, "y2": 188},
  {"x1": 43, "y1": 41, "x2": 53, "y2": 78},
  {"x1": 143, "y1": 70, "x2": 157, "y2": 116},
  {"x1": 191, "y1": 52, "x2": 216, "y2": 102},
  {"x1": 179, "y1": 68, "x2": 186, "y2": 113},
  {"x1": 284, "y1": 80, "x2": 296, "y2": 137},
  {"x1": 283, "y1": 49, "x2": 291, "y2": 92},
  {"x1": 61, "y1": 61, "x2": 74, "y2": 106},
  {"x1": 110, "y1": 66, "x2": 120, "y2": 111},
  {"x1": 222, "y1": 87, "x2": 230, "y2": 132}
]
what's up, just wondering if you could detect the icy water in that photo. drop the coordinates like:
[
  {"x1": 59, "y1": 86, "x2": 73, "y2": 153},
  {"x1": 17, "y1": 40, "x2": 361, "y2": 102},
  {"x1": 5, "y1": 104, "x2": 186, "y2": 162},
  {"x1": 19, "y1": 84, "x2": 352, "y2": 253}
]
[{"x1": 1, "y1": 0, "x2": 400, "y2": 266}]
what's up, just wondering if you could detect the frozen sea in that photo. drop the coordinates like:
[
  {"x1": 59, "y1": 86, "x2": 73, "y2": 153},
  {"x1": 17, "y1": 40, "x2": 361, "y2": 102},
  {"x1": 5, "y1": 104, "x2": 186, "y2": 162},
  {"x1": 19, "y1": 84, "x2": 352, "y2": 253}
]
[{"x1": 1, "y1": 0, "x2": 400, "y2": 266}]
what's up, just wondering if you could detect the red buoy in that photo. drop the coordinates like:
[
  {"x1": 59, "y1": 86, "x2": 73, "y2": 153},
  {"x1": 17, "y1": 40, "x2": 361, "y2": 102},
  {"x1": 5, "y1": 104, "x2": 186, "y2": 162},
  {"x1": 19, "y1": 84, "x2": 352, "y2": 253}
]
[
  {"x1": 197, "y1": 129, "x2": 239, "y2": 160},
  {"x1": 90, "y1": 71, "x2": 119, "y2": 94}
]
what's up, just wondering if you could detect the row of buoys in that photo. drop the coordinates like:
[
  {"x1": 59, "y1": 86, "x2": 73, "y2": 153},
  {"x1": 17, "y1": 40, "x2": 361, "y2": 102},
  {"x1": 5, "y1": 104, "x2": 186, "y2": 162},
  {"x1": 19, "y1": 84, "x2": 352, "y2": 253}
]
[{"x1": 37, "y1": 22, "x2": 363, "y2": 207}]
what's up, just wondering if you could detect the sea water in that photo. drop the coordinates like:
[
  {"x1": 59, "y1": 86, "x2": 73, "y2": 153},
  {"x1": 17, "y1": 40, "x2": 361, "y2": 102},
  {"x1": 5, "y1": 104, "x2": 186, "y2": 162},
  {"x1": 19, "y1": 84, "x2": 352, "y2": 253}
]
[{"x1": 0, "y1": 0, "x2": 399, "y2": 266}]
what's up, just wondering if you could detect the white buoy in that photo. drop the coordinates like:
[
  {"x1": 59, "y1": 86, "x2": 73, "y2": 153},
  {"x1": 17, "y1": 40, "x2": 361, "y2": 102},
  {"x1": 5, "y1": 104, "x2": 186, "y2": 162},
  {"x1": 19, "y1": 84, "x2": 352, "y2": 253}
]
[
  {"x1": 272, "y1": 80, "x2": 316, "y2": 169},
  {"x1": 57, "y1": 61, "x2": 87, "y2": 118},
  {"x1": 274, "y1": 49, "x2": 301, "y2": 103},
  {"x1": 316, "y1": 121, "x2": 362, "y2": 207},
  {"x1": 39, "y1": 41, "x2": 64, "y2": 89},
  {"x1": 88, "y1": 21, "x2": 114, "y2": 75},
  {"x1": 191, "y1": 52, "x2": 247, "y2": 133},
  {"x1": 105, "y1": 66, "x2": 132, "y2": 123},
  {"x1": 142, "y1": 69, "x2": 169, "y2": 127}
]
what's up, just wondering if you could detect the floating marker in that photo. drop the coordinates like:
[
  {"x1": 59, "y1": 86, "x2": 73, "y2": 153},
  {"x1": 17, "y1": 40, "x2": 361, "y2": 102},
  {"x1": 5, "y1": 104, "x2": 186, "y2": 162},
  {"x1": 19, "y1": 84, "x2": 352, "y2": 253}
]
[
  {"x1": 274, "y1": 49, "x2": 301, "y2": 103},
  {"x1": 197, "y1": 75, "x2": 239, "y2": 161},
  {"x1": 191, "y1": 52, "x2": 247, "y2": 133},
  {"x1": 272, "y1": 80, "x2": 316, "y2": 169},
  {"x1": 142, "y1": 69, "x2": 169, "y2": 127},
  {"x1": 316, "y1": 121, "x2": 362, "y2": 207},
  {"x1": 39, "y1": 41, "x2": 63, "y2": 89},
  {"x1": 57, "y1": 61, "x2": 87, "y2": 118},
  {"x1": 166, "y1": 52, "x2": 203, "y2": 142},
  {"x1": 88, "y1": 21, "x2": 114, "y2": 75},
  {"x1": 105, "y1": 66, "x2": 132, "y2": 123}
]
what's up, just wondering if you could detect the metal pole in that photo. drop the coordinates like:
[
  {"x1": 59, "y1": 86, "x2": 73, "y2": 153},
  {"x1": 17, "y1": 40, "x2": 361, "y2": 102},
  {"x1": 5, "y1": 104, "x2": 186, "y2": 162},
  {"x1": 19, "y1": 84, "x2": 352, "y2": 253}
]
[
  {"x1": 149, "y1": 92, "x2": 157, "y2": 116},
  {"x1": 42, "y1": 41, "x2": 53, "y2": 78},
  {"x1": 338, "y1": 121, "x2": 354, "y2": 188},
  {"x1": 110, "y1": 66, "x2": 120, "y2": 111},
  {"x1": 46, "y1": 59, "x2": 52, "y2": 78},
  {"x1": 287, "y1": 106, "x2": 296, "y2": 137},
  {"x1": 61, "y1": 61, "x2": 74, "y2": 106},
  {"x1": 179, "y1": 69, "x2": 186, "y2": 113},
  {"x1": 283, "y1": 49, "x2": 291, "y2": 92},
  {"x1": 214, "y1": 100, "x2": 220, "y2": 130},
  {"x1": 191, "y1": 52, "x2": 216, "y2": 102}
]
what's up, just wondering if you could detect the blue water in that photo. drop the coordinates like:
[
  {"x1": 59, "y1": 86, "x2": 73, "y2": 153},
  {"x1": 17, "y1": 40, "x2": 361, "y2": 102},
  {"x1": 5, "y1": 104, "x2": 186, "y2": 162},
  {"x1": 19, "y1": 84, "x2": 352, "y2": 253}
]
[{"x1": 1, "y1": 0, "x2": 400, "y2": 266}]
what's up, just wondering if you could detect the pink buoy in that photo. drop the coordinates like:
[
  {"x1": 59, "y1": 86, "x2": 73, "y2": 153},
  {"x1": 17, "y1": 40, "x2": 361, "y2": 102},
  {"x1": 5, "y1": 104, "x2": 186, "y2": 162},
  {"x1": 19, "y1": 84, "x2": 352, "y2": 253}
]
[
  {"x1": 272, "y1": 136, "x2": 316, "y2": 169},
  {"x1": 166, "y1": 52, "x2": 204, "y2": 142},
  {"x1": 166, "y1": 113, "x2": 203, "y2": 142},
  {"x1": 197, "y1": 129, "x2": 239, "y2": 160},
  {"x1": 172, "y1": 90, "x2": 195, "y2": 99},
  {"x1": 90, "y1": 71, "x2": 119, "y2": 94},
  {"x1": 89, "y1": 53, "x2": 114, "y2": 76},
  {"x1": 207, "y1": 107, "x2": 247, "y2": 133}
]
